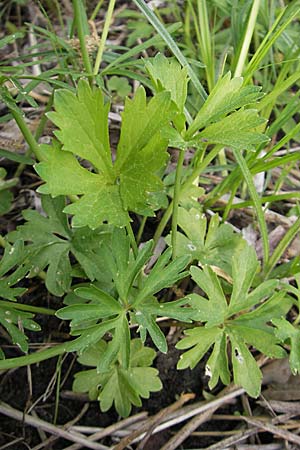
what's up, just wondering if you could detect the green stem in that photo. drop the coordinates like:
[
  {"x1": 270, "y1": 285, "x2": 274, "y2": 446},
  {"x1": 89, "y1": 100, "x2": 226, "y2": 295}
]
[
  {"x1": 263, "y1": 216, "x2": 300, "y2": 279},
  {"x1": 233, "y1": 148, "x2": 269, "y2": 266},
  {"x1": 137, "y1": 216, "x2": 147, "y2": 245},
  {"x1": 153, "y1": 145, "x2": 222, "y2": 245},
  {"x1": 14, "y1": 94, "x2": 54, "y2": 177},
  {"x1": 126, "y1": 222, "x2": 138, "y2": 257},
  {"x1": 93, "y1": 0, "x2": 116, "y2": 75},
  {"x1": 0, "y1": 178, "x2": 18, "y2": 191},
  {"x1": 234, "y1": 0, "x2": 260, "y2": 77},
  {"x1": 197, "y1": 0, "x2": 214, "y2": 92},
  {"x1": 10, "y1": 109, "x2": 43, "y2": 161},
  {"x1": 0, "y1": 235, "x2": 6, "y2": 248},
  {"x1": 0, "y1": 342, "x2": 73, "y2": 370},
  {"x1": 0, "y1": 300, "x2": 56, "y2": 316},
  {"x1": 90, "y1": 0, "x2": 105, "y2": 21},
  {"x1": 171, "y1": 150, "x2": 185, "y2": 259},
  {"x1": 72, "y1": 0, "x2": 93, "y2": 82}
]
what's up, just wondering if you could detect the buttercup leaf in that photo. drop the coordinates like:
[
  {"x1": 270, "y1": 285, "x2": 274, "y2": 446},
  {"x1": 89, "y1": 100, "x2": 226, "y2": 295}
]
[
  {"x1": 177, "y1": 245, "x2": 288, "y2": 397},
  {"x1": 36, "y1": 81, "x2": 175, "y2": 228},
  {"x1": 73, "y1": 339, "x2": 162, "y2": 417}
]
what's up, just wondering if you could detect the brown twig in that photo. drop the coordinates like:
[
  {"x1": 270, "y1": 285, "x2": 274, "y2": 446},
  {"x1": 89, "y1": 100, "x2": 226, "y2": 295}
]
[
  {"x1": 241, "y1": 415, "x2": 300, "y2": 446},
  {"x1": 205, "y1": 413, "x2": 297, "y2": 450},
  {"x1": 31, "y1": 403, "x2": 90, "y2": 450},
  {"x1": 64, "y1": 412, "x2": 148, "y2": 450},
  {"x1": 160, "y1": 385, "x2": 245, "y2": 450},
  {"x1": 0, "y1": 401, "x2": 108, "y2": 450},
  {"x1": 113, "y1": 393, "x2": 195, "y2": 450}
]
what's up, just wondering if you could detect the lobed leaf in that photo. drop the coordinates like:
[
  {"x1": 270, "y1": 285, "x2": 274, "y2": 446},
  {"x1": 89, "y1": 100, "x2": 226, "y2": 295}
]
[
  {"x1": 36, "y1": 82, "x2": 175, "y2": 228},
  {"x1": 145, "y1": 53, "x2": 189, "y2": 112},
  {"x1": 187, "y1": 72, "x2": 264, "y2": 137},
  {"x1": 166, "y1": 208, "x2": 246, "y2": 275},
  {"x1": 73, "y1": 339, "x2": 162, "y2": 417}
]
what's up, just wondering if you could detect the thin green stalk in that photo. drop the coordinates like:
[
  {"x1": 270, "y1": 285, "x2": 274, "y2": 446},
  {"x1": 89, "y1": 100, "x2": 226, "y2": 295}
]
[
  {"x1": 0, "y1": 235, "x2": 6, "y2": 248},
  {"x1": 0, "y1": 300, "x2": 56, "y2": 316},
  {"x1": 0, "y1": 342, "x2": 72, "y2": 370},
  {"x1": 137, "y1": 216, "x2": 147, "y2": 245},
  {"x1": 10, "y1": 109, "x2": 43, "y2": 161},
  {"x1": 14, "y1": 93, "x2": 54, "y2": 177},
  {"x1": 72, "y1": 0, "x2": 93, "y2": 82},
  {"x1": 0, "y1": 178, "x2": 18, "y2": 191},
  {"x1": 153, "y1": 202, "x2": 172, "y2": 246},
  {"x1": 90, "y1": 0, "x2": 105, "y2": 21},
  {"x1": 222, "y1": 182, "x2": 239, "y2": 222},
  {"x1": 263, "y1": 217, "x2": 300, "y2": 279},
  {"x1": 197, "y1": 0, "x2": 215, "y2": 92},
  {"x1": 53, "y1": 0, "x2": 65, "y2": 35},
  {"x1": 126, "y1": 223, "x2": 138, "y2": 257},
  {"x1": 244, "y1": 2, "x2": 300, "y2": 83},
  {"x1": 234, "y1": 0, "x2": 260, "y2": 77},
  {"x1": 171, "y1": 150, "x2": 185, "y2": 259},
  {"x1": 93, "y1": 0, "x2": 116, "y2": 75},
  {"x1": 232, "y1": 148, "x2": 269, "y2": 265},
  {"x1": 153, "y1": 145, "x2": 222, "y2": 245}
]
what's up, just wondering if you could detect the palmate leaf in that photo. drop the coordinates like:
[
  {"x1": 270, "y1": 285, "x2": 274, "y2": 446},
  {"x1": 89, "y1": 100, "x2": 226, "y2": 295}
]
[
  {"x1": 35, "y1": 80, "x2": 175, "y2": 228},
  {"x1": 57, "y1": 230, "x2": 191, "y2": 360},
  {"x1": 166, "y1": 207, "x2": 246, "y2": 275},
  {"x1": 73, "y1": 339, "x2": 162, "y2": 417},
  {"x1": 8, "y1": 196, "x2": 112, "y2": 296},
  {"x1": 187, "y1": 72, "x2": 264, "y2": 137},
  {"x1": 0, "y1": 306, "x2": 41, "y2": 357},
  {"x1": 0, "y1": 241, "x2": 40, "y2": 357},
  {"x1": 273, "y1": 318, "x2": 300, "y2": 375},
  {"x1": 145, "y1": 53, "x2": 189, "y2": 113},
  {"x1": 197, "y1": 109, "x2": 268, "y2": 150},
  {"x1": 0, "y1": 241, "x2": 28, "y2": 301},
  {"x1": 177, "y1": 245, "x2": 292, "y2": 397}
]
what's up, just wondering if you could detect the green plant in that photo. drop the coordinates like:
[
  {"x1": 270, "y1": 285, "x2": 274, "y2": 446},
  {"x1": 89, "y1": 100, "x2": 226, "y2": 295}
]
[
  {"x1": 73, "y1": 339, "x2": 162, "y2": 417},
  {"x1": 177, "y1": 245, "x2": 291, "y2": 397},
  {"x1": 0, "y1": 241, "x2": 41, "y2": 357},
  {"x1": 0, "y1": 1, "x2": 300, "y2": 423}
]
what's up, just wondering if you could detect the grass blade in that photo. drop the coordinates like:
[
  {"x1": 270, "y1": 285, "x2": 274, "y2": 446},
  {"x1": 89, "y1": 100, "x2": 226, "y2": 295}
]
[
  {"x1": 232, "y1": 149, "x2": 269, "y2": 265},
  {"x1": 132, "y1": 0, "x2": 207, "y2": 102}
]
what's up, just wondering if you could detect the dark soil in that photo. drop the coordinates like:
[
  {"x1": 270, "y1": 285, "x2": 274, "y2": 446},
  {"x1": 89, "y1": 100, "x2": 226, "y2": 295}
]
[{"x1": 0, "y1": 328, "x2": 214, "y2": 449}]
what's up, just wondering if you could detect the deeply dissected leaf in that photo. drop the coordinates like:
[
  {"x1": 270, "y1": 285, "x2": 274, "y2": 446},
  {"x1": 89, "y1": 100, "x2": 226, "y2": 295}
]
[
  {"x1": 133, "y1": 248, "x2": 190, "y2": 306},
  {"x1": 230, "y1": 333, "x2": 262, "y2": 398},
  {"x1": 189, "y1": 266, "x2": 228, "y2": 327},
  {"x1": 197, "y1": 109, "x2": 268, "y2": 150},
  {"x1": 177, "y1": 327, "x2": 222, "y2": 370},
  {"x1": 73, "y1": 339, "x2": 162, "y2": 417},
  {"x1": 57, "y1": 231, "x2": 191, "y2": 356},
  {"x1": 0, "y1": 241, "x2": 28, "y2": 301},
  {"x1": 35, "y1": 81, "x2": 175, "y2": 228},
  {"x1": 47, "y1": 79, "x2": 113, "y2": 175},
  {"x1": 205, "y1": 333, "x2": 230, "y2": 389},
  {"x1": 145, "y1": 53, "x2": 189, "y2": 112},
  {"x1": 0, "y1": 241, "x2": 40, "y2": 357},
  {"x1": 187, "y1": 72, "x2": 264, "y2": 136},
  {"x1": 273, "y1": 318, "x2": 300, "y2": 375},
  {"x1": 177, "y1": 245, "x2": 289, "y2": 397},
  {"x1": 166, "y1": 208, "x2": 245, "y2": 275},
  {"x1": 8, "y1": 196, "x2": 112, "y2": 296},
  {"x1": 0, "y1": 306, "x2": 41, "y2": 356}
]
